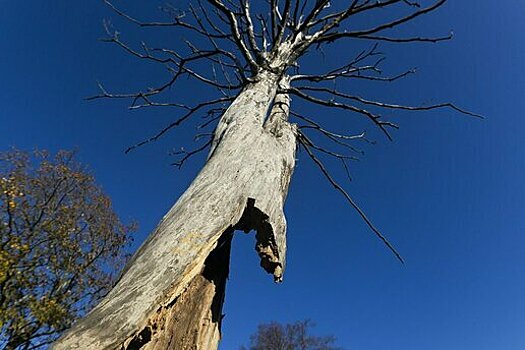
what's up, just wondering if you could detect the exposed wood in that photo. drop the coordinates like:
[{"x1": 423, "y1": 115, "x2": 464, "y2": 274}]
[
  {"x1": 51, "y1": 73, "x2": 296, "y2": 350},
  {"x1": 125, "y1": 232, "x2": 233, "y2": 350}
]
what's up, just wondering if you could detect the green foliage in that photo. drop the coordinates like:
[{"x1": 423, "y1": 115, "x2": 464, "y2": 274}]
[
  {"x1": 0, "y1": 149, "x2": 135, "y2": 349},
  {"x1": 241, "y1": 320, "x2": 342, "y2": 350}
]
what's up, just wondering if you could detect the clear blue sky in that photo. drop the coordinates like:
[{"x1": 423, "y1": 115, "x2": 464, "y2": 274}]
[{"x1": 1, "y1": 1, "x2": 524, "y2": 349}]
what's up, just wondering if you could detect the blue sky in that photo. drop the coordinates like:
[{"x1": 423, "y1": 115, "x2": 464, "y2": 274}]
[{"x1": 1, "y1": 1, "x2": 524, "y2": 349}]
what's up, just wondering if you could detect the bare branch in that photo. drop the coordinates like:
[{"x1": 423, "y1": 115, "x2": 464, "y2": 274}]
[
  {"x1": 291, "y1": 68, "x2": 416, "y2": 83},
  {"x1": 316, "y1": 0, "x2": 448, "y2": 44},
  {"x1": 298, "y1": 0, "x2": 332, "y2": 32},
  {"x1": 346, "y1": 69, "x2": 417, "y2": 83},
  {"x1": 291, "y1": 43, "x2": 401, "y2": 83},
  {"x1": 291, "y1": 111, "x2": 371, "y2": 155},
  {"x1": 94, "y1": 24, "x2": 244, "y2": 100},
  {"x1": 125, "y1": 97, "x2": 234, "y2": 153},
  {"x1": 296, "y1": 86, "x2": 484, "y2": 119},
  {"x1": 274, "y1": 0, "x2": 292, "y2": 46},
  {"x1": 206, "y1": 0, "x2": 259, "y2": 71},
  {"x1": 299, "y1": 131, "x2": 359, "y2": 161},
  {"x1": 197, "y1": 107, "x2": 228, "y2": 129},
  {"x1": 196, "y1": 0, "x2": 234, "y2": 38},
  {"x1": 287, "y1": 87, "x2": 398, "y2": 140},
  {"x1": 299, "y1": 130, "x2": 356, "y2": 183},
  {"x1": 257, "y1": 14, "x2": 270, "y2": 50},
  {"x1": 357, "y1": 32, "x2": 453, "y2": 43},
  {"x1": 298, "y1": 134, "x2": 404, "y2": 264},
  {"x1": 270, "y1": 0, "x2": 277, "y2": 40},
  {"x1": 240, "y1": 0, "x2": 262, "y2": 56},
  {"x1": 308, "y1": 0, "x2": 403, "y2": 30},
  {"x1": 170, "y1": 138, "x2": 213, "y2": 168},
  {"x1": 103, "y1": 0, "x2": 230, "y2": 39}
]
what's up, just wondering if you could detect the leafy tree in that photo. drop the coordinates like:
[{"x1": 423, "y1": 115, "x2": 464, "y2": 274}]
[
  {"x1": 0, "y1": 149, "x2": 134, "y2": 349},
  {"x1": 52, "y1": 1, "x2": 480, "y2": 349},
  {"x1": 240, "y1": 320, "x2": 341, "y2": 350}
]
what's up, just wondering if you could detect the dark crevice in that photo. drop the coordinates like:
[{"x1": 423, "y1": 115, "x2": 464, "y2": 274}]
[
  {"x1": 263, "y1": 93, "x2": 278, "y2": 124},
  {"x1": 121, "y1": 198, "x2": 278, "y2": 349},
  {"x1": 202, "y1": 227, "x2": 233, "y2": 326},
  {"x1": 122, "y1": 230, "x2": 233, "y2": 350},
  {"x1": 125, "y1": 326, "x2": 152, "y2": 350}
]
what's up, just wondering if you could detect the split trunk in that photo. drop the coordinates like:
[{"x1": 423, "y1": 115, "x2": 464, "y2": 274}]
[{"x1": 51, "y1": 72, "x2": 297, "y2": 349}]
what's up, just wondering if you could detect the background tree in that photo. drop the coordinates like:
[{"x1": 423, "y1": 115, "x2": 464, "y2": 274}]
[
  {"x1": 0, "y1": 149, "x2": 134, "y2": 350},
  {"x1": 240, "y1": 320, "x2": 341, "y2": 350},
  {"x1": 52, "y1": 1, "x2": 480, "y2": 349}
]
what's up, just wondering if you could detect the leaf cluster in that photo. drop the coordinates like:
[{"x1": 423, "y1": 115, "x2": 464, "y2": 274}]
[{"x1": 0, "y1": 149, "x2": 135, "y2": 350}]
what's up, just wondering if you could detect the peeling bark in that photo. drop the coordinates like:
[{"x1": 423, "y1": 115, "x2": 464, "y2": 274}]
[{"x1": 51, "y1": 73, "x2": 297, "y2": 350}]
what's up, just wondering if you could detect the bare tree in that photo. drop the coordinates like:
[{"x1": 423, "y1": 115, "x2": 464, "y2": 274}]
[
  {"x1": 240, "y1": 320, "x2": 341, "y2": 350},
  {"x1": 52, "y1": 1, "x2": 479, "y2": 349}
]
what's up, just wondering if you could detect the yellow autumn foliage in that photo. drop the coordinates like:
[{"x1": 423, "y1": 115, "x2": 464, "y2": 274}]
[{"x1": 0, "y1": 149, "x2": 135, "y2": 349}]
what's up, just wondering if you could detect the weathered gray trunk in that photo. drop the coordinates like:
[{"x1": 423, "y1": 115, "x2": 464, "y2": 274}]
[{"x1": 51, "y1": 72, "x2": 296, "y2": 350}]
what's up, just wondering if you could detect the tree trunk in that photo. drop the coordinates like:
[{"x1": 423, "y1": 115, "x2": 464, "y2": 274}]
[{"x1": 51, "y1": 72, "x2": 297, "y2": 350}]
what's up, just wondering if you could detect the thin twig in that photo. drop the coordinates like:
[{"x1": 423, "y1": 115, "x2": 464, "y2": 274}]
[{"x1": 298, "y1": 135, "x2": 405, "y2": 264}]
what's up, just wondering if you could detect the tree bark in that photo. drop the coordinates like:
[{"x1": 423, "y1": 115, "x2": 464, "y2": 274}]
[{"x1": 51, "y1": 72, "x2": 297, "y2": 350}]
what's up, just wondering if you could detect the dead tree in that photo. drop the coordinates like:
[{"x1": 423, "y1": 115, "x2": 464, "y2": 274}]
[{"x1": 51, "y1": 1, "x2": 480, "y2": 349}]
